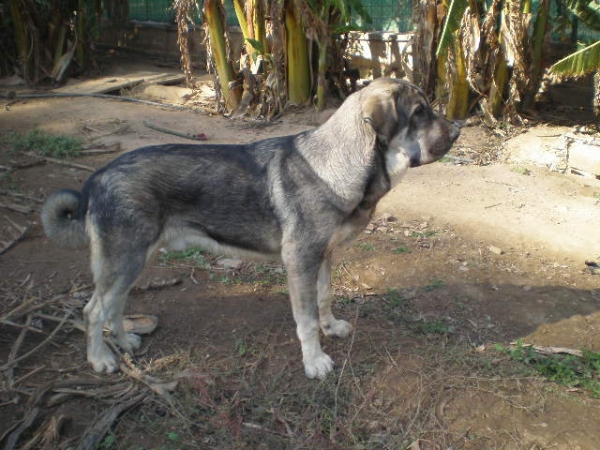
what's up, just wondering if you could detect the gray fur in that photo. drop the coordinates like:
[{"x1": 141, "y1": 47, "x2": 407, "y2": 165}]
[
  {"x1": 42, "y1": 78, "x2": 460, "y2": 379},
  {"x1": 41, "y1": 189, "x2": 89, "y2": 248}
]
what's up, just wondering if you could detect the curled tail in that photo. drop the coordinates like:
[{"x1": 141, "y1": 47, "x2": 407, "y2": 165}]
[{"x1": 41, "y1": 189, "x2": 89, "y2": 248}]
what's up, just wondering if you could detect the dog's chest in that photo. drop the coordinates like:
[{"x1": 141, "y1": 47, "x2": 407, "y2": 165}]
[{"x1": 327, "y1": 207, "x2": 374, "y2": 252}]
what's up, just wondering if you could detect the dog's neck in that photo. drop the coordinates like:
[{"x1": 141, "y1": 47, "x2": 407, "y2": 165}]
[{"x1": 294, "y1": 109, "x2": 381, "y2": 209}]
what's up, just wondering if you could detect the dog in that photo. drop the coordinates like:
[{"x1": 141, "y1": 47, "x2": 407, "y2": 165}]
[{"x1": 41, "y1": 78, "x2": 460, "y2": 379}]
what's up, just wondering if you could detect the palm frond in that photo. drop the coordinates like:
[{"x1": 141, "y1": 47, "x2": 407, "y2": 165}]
[
  {"x1": 548, "y1": 39, "x2": 600, "y2": 78},
  {"x1": 436, "y1": 0, "x2": 469, "y2": 58},
  {"x1": 560, "y1": 0, "x2": 600, "y2": 31}
]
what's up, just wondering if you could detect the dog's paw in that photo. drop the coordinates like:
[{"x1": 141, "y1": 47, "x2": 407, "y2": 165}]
[
  {"x1": 118, "y1": 332, "x2": 142, "y2": 354},
  {"x1": 303, "y1": 352, "x2": 334, "y2": 379},
  {"x1": 88, "y1": 345, "x2": 119, "y2": 373},
  {"x1": 322, "y1": 319, "x2": 353, "y2": 339}
]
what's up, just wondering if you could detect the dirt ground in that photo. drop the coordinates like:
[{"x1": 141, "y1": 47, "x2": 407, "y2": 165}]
[{"x1": 1, "y1": 58, "x2": 600, "y2": 449}]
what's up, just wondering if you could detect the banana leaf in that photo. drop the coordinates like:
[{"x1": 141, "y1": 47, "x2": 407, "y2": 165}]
[
  {"x1": 436, "y1": 0, "x2": 469, "y2": 58},
  {"x1": 549, "y1": 40, "x2": 600, "y2": 77}
]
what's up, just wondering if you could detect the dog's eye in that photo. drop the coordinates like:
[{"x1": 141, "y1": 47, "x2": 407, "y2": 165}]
[{"x1": 411, "y1": 104, "x2": 427, "y2": 120}]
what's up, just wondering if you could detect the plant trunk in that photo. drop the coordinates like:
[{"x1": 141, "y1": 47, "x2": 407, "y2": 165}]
[
  {"x1": 490, "y1": 55, "x2": 508, "y2": 117},
  {"x1": 446, "y1": 31, "x2": 469, "y2": 119},
  {"x1": 316, "y1": 40, "x2": 328, "y2": 111},
  {"x1": 522, "y1": 0, "x2": 550, "y2": 111},
  {"x1": 77, "y1": 0, "x2": 87, "y2": 70},
  {"x1": 9, "y1": 0, "x2": 30, "y2": 83},
  {"x1": 284, "y1": 0, "x2": 310, "y2": 105},
  {"x1": 204, "y1": 0, "x2": 241, "y2": 111}
]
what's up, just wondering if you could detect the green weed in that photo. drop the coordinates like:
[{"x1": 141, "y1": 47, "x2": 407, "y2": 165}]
[
  {"x1": 424, "y1": 278, "x2": 444, "y2": 291},
  {"x1": 411, "y1": 230, "x2": 436, "y2": 238},
  {"x1": 495, "y1": 341, "x2": 600, "y2": 397},
  {"x1": 356, "y1": 242, "x2": 375, "y2": 251},
  {"x1": 159, "y1": 247, "x2": 208, "y2": 268},
  {"x1": 392, "y1": 246, "x2": 411, "y2": 254},
  {"x1": 96, "y1": 432, "x2": 116, "y2": 449},
  {"x1": 413, "y1": 319, "x2": 454, "y2": 335},
  {"x1": 510, "y1": 166, "x2": 531, "y2": 175},
  {"x1": 9, "y1": 129, "x2": 82, "y2": 159},
  {"x1": 386, "y1": 287, "x2": 405, "y2": 307}
]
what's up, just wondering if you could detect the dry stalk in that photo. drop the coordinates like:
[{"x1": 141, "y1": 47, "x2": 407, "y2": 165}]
[
  {"x1": 0, "y1": 310, "x2": 72, "y2": 372},
  {"x1": 0, "y1": 216, "x2": 29, "y2": 255},
  {"x1": 24, "y1": 152, "x2": 95, "y2": 172}
]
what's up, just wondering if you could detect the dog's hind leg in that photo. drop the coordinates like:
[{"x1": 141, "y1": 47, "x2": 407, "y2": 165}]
[
  {"x1": 317, "y1": 258, "x2": 353, "y2": 338},
  {"x1": 283, "y1": 245, "x2": 334, "y2": 379},
  {"x1": 84, "y1": 236, "x2": 147, "y2": 373}
]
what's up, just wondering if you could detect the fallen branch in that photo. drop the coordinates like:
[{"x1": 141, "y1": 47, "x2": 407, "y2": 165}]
[
  {"x1": 20, "y1": 414, "x2": 67, "y2": 450},
  {"x1": 0, "y1": 310, "x2": 72, "y2": 371},
  {"x1": 84, "y1": 125, "x2": 129, "y2": 141},
  {"x1": 2, "y1": 407, "x2": 41, "y2": 450},
  {"x1": 2, "y1": 92, "x2": 190, "y2": 111},
  {"x1": 24, "y1": 152, "x2": 95, "y2": 172},
  {"x1": 0, "y1": 216, "x2": 29, "y2": 255},
  {"x1": 0, "y1": 202, "x2": 33, "y2": 214},
  {"x1": 75, "y1": 392, "x2": 146, "y2": 450},
  {"x1": 0, "y1": 293, "x2": 65, "y2": 325},
  {"x1": 143, "y1": 120, "x2": 207, "y2": 141},
  {"x1": 0, "y1": 190, "x2": 44, "y2": 204},
  {"x1": 509, "y1": 342, "x2": 584, "y2": 358},
  {"x1": 79, "y1": 144, "x2": 122, "y2": 156}
]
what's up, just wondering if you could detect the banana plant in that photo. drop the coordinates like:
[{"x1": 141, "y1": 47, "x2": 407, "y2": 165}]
[
  {"x1": 303, "y1": 0, "x2": 371, "y2": 110},
  {"x1": 284, "y1": 0, "x2": 311, "y2": 105},
  {"x1": 548, "y1": 0, "x2": 600, "y2": 116},
  {"x1": 203, "y1": 0, "x2": 242, "y2": 111},
  {"x1": 435, "y1": 0, "x2": 552, "y2": 121}
]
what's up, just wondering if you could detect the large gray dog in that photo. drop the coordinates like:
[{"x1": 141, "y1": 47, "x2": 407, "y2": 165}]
[{"x1": 42, "y1": 78, "x2": 460, "y2": 379}]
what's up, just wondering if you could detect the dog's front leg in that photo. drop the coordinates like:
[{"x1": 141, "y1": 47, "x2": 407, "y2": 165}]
[
  {"x1": 318, "y1": 258, "x2": 353, "y2": 338},
  {"x1": 283, "y1": 248, "x2": 334, "y2": 379}
]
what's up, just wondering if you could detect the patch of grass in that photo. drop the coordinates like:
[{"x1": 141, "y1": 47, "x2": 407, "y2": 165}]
[
  {"x1": 412, "y1": 319, "x2": 454, "y2": 335},
  {"x1": 594, "y1": 191, "x2": 600, "y2": 201},
  {"x1": 386, "y1": 287, "x2": 405, "y2": 308},
  {"x1": 96, "y1": 432, "x2": 117, "y2": 449},
  {"x1": 9, "y1": 129, "x2": 82, "y2": 159},
  {"x1": 423, "y1": 278, "x2": 444, "y2": 292},
  {"x1": 356, "y1": 242, "x2": 375, "y2": 251},
  {"x1": 159, "y1": 247, "x2": 209, "y2": 268},
  {"x1": 510, "y1": 165, "x2": 531, "y2": 175},
  {"x1": 391, "y1": 246, "x2": 411, "y2": 254},
  {"x1": 411, "y1": 230, "x2": 436, "y2": 238},
  {"x1": 495, "y1": 341, "x2": 600, "y2": 397}
]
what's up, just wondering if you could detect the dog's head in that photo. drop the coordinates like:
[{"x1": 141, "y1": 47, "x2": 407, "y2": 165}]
[{"x1": 360, "y1": 78, "x2": 460, "y2": 179}]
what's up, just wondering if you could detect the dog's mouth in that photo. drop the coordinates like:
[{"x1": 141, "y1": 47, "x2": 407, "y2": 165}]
[{"x1": 409, "y1": 154, "x2": 421, "y2": 168}]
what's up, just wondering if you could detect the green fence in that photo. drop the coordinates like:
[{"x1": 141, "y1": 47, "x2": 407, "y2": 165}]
[
  {"x1": 357, "y1": 0, "x2": 413, "y2": 32},
  {"x1": 126, "y1": 0, "x2": 415, "y2": 31},
  {"x1": 126, "y1": 0, "x2": 598, "y2": 42}
]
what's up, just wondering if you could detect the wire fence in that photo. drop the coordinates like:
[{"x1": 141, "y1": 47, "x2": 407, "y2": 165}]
[{"x1": 126, "y1": 0, "x2": 598, "y2": 42}]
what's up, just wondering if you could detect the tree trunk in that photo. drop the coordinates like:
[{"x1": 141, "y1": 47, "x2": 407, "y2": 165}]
[{"x1": 204, "y1": 0, "x2": 241, "y2": 111}]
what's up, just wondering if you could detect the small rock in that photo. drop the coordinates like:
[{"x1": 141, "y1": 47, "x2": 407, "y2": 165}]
[
  {"x1": 380, "y1": 212, "x2": 398, "y2": 222},
  {"x1": 218, "y1": 258, "x2": 243, "y2": 269},
  {"x1": 488, "y1": 245, "x2": 504, "y2": 255}
]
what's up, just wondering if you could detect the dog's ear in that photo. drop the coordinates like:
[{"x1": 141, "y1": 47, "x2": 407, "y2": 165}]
[{"x1": 361, "y1": 86, "x2": 404, "y2": 145}]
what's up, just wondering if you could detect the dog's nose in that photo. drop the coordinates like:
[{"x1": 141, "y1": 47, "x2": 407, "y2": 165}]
[{"x1": 450, "y1": 120, "x2": 462, "y2": 142}]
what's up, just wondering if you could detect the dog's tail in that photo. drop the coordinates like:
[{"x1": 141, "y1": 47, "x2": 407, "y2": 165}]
[{"x1": 41, "y1": 189, "x2": 89, "y2": 248}]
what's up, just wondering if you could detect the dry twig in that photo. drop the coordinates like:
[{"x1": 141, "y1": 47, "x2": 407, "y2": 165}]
[{"x1": 0, "y1": 216, "x2": 29, "y2": 255}]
